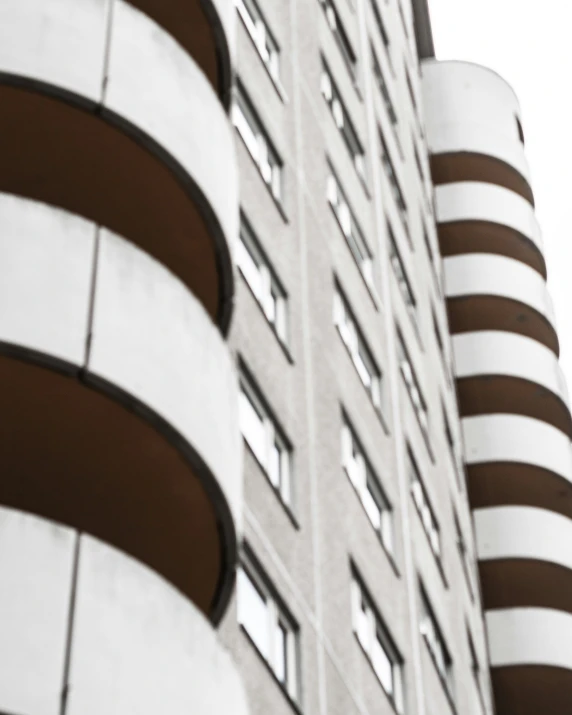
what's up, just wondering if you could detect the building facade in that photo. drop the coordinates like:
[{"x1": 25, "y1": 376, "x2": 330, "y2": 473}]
[{"x1": 0, "y1": 1, "x2": 568, "y2": 715}]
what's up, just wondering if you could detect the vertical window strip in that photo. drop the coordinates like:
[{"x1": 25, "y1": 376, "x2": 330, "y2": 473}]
[
  {"x1": 327, "y1": 169, "x2": 375, "y2": 292},
  {"x1": 236, "y1": 0, "x2": 281, "y2": 83},
  {"x1": 379, "y1": 129, "x2": 408, "y2": 232},
  {"x1": 321, "y1": 61, "x2": 367, "y2": 185},
  {"x1": 239, "y1": 368, "x2": 292, "y2": 506},
  {"x1": 397, "y1": 331, "x2": 431, "y2": 449},
  {"x1": 351, "y1": 569, "x2": 404, "y2": 711},
  {"x1": 233, "y1": 84, "x2": 283, "y2": 201},
  {"x1": 238, "y1": 551, "x2": 299, "y2": 699},
  {"x1": 319, "y1": 0, "x2": 358, "y2": 83},
  {"x1": 334, "y1": 286, "x2": 383, "y2": 413},
  {"x1": 408, "y1": 446, "x2": 441, "y2": 561},
  {"x1": 388, "y1": 223, "x2": 417, "y2": 328},
  {"x1": 341, "y1": 415, "x2": 393, "y2": 552},
  {"x1": 371, "y1": 45, "x2": 398, "y2": 128},
  {"x1": 419, "y1": 585, "x2": 454, "y2": 700},
  {"x1": 238, "y1": 217, "x2": 288, "y2": 345},
  {"x1": 370, "y1": 0, "x2": 391, "y2": 62}
]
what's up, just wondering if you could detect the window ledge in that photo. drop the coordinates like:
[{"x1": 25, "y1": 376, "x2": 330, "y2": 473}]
[
  {"x1": 235, "y1": 131, "x2": 289, "y2": 224},
  {"x1": 421, "y1": 635, "x2": 458, "y2": 715},
  {"x1": 238, "y1": 15, "x2": 289, "y2": 104},
  {"x1": 353, "y1": 633, "x2": 403, "y2": 715},
  {"x1": 243, "y1": 440, "x2": 301, "y2": 530},
  {"x1": 239, "y1": 625, "x2": 304, "y2": 715},
  {"x1": 238, "y1": 270, "x2": 295, "y2": 365}
]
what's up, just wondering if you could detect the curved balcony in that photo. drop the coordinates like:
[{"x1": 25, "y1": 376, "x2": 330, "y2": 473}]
[
  {"x1": 475, "y1": 506, "x2": 572, "y2": 614},
  {"x1": 0, "y1": 507, "x2": 249, "y2": 715},
  {"x1": 0, "y1": 193, "x2": 241, "y2": 622},
  {"x1": 0, "y1": 0, "x2": 234, "y2": 105},
  {"x1": 453, "y1": 331, "x2": 571, "y2": 436},
  {"x1": 463, "y1": 414, "x2": 572, "y2": 518},
  {"x1": 487, "y1": 608, "x2": 572, "y2": 715},
  {"x1": 0, "y1": 0, "x2": 238, "y2": 331},
  {"x1": 445, "y1": 254, "x2": 558, "y2": 354},
  {"x1": 421, "y1": 60, "x2": 534, "y2": 205},
  {"x1": 436, "y1": 182, "x2": 545, "y2": 276}
]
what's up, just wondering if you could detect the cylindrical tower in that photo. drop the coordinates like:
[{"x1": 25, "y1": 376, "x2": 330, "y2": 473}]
[
  {"x1": 422, "y1": 59, "x2": 572, "y2": 714},
  {"x1": 0, "y1": 1, "x2": 248, "y2": 712}
]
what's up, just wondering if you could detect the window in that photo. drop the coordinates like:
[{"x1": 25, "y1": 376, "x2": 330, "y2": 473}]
[
  {"x1": 413, "y1": 137, "x2": 425, "y2": 184},
  {"x1": 352, "y1": 569, "x2": 404, "y2": 711},
  {"x1": 341, "y1": 415, "x2": 393, "y2": 552},
  {"x1": 419, "y1": 585, "x2": 454, "y2": 699},
  {"x1": 408, "y1": 447, "x2": 441, "y2": 561},
  {"x1": 239, "y1": 368, "x2": 292, "y2": 506},
  {"x1": 238, "y1": 551, "x2": 298, "y2": 699},
  {"x1": 236, "y1": 0, "x2": 281, "y2": 84},
  {"x1": 370, "y1": 0, "x2": 390, "y2": 61},
  {"x1": 454, "y1": 511, "x2": 474, "y2": 598},
  {"x1": 516, "y1": 116, "x2": 525, "y2": 144},
  {"x1": 467, "y1": 629, "x2": 483, "y2": 704},
  {"x1": 233, "y1": 84, "x2": 283, "y2": 201},
  {"x1": 319, "y1": 0, "x2": 358, "y2": 83},
  {"x1": 388, "y1": 224, "x2": 417, "y2": 328},
  {"x1": 238, "y1": 217, "x2": 288, "y2": 345},
  {"x1": 321, "y1": 61, "x2": 367, "y2": 185},
  {"x1": 334, "y1": 286, "x2": 383, "y2": 413},
  {"x1": 423, "y1": 223, "x2": 442, "y2": 293},
  {"x1": 379, "y1": 129, "x2": 408, "y2": 231},
  {"x1": 397, "y1": 332, "x2": 430, "y2": 449},
  {"x1": 432, "y1": 307, "x2": 452, "y2": 384},
  {"x1": 443, "y1": 403, "x2": 455, "y2": 456},
  {"x1": 372, "y1": 45, "x2": 397, "y2": 128},
  {"x1": 327, "y1": 169, "x2": 375, "y2": 292},
  {"x1": 405, "y1": 63, "x2": 417, "y2": 110}
]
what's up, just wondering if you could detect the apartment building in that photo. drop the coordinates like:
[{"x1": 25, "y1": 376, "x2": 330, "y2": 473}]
[{"x1": 0, "y1": 1, "x2": 568, "y2": 715}]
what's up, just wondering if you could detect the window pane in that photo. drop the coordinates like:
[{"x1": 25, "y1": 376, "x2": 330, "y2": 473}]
[
  {"x1": 372, "y1": 633, "x2": 394, "y2": 695},
  {"x1": 237, "y1": 235, "x2": 263, "y2": 300},
  {"x1": 233, "y1": 103, "x2": 260, "y2": 160},
  {"x1": 275, "y1": 621, "x2": 288, "y2": 684},
  {"x1": 239, "y1": 390, "x2": 267, "y2": 467},
  {"x1": 238, "y1": 569, "x2": 270, "y2": 659},
  {"x1": 268, "y1": 440, "x2": 282, "y2": 489},
  {"x1": 356, "y1": 596, "x2": 370, "y2": 650},
  {"x1": 362, "y1": 481, "x2": 381, "y2": 531}
]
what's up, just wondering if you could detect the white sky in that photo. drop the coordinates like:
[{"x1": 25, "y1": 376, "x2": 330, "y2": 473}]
[{"x1": 427, "y1": 0, "x2": 572, "y2": 384}]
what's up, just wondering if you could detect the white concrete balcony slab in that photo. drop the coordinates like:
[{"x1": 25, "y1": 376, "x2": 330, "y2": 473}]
[
  {"x1": 0, "y1": 0, "x2": 234, "y2": 103},
  {"x1": 453, "y1": 331, "x2": 571, "y2": 436},
  {"x1": 422, "y1": 60, "x2": 534, "y2": 205},
  {"x1": 444, "y1": 254, "x2": 558, "y2": 354},
  {"x1": 463, "y1": 414, "x2": 572, "y2": 519},
  {"x1": 435, "y1": 181, "x2": 544, "y2": 275},
  {"x1": 0, "y1": 193, "x2": 241, "y2": 621},
  {"x1": 0, "y1": 507, "x2": 250, "y2": 715},
  {"x1": 0, "y1": 0, "x2": 238, "y2": 330},
  {"x1": 487, "y1": 607, "x2": 572, "y2": 715},
  {"x1": 475, "y1": 506, "x2": 572, "y2": 614}
]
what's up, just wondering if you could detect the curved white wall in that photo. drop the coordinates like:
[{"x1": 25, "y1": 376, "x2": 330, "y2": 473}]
[
  {"x1": 453, "y1": 331, "x2": 569, "y2": 407},
  {"x1": 0, "y1": 0, "x2": 238, "y2": 313},
  {"x1": 487, "y1": 608, "x2": 572, "y2": 671},
  {"x1": 0, "y1": 190, "x2": 242, "y2": 535},
  {"x1": 475, "y1": 506, "x2": 572, "y2": 574},
  {"x1": 89, "y1": 228, "x2": 242, "y2": 516},
  {"x1": 422, "y1": 60, "x2": 531, "y2": 186},
  {"x1": 0, "y1": 506, "x2": 250, "y2": 715},
  {"x1": 436, "y1": 182, "x2": 542, "y2": 253},
  {"x1": 105, "y1": 0, "x2": 238, "y2": 249},
  {"x1": 463, "y1": 414, "x2": 572, "y2": 483},
  {"x1": 444, "y1": 254, "x2": 556, "y2": 333}
]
